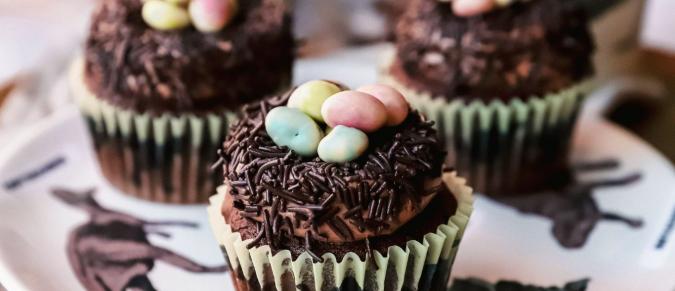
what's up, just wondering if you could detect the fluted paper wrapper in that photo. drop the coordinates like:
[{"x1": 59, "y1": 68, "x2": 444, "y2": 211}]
[
  {"x1": 208, "y1": 172, "x2": 474, "y2": 291},
  {"x1": 70, "y1": 59, "x2": 237, "y2": 204},
  {"x1": 381, "y1": 53, "x2": 588, "y2": 196}
]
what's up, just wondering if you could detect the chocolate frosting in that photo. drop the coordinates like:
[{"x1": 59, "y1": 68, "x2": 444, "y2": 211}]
[
  {"x1": 84, "y1": 0, "x2": 294, "y2": 114},
  {"x1": 392, "y1": 0, "x2": 594, "y2": 100},
  {"x1": 217, "y1": 90, "x2": 448, "y2": 256},
  {"x1": 227, "y1": 185, "x2": 457, "y2": 259}
]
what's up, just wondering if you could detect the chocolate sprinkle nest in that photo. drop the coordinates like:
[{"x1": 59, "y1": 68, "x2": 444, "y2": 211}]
[
  {"x1": 218, "y1": 93, "x2": 445, "y2": 251},
  {"x1": 84, "y1": 0, "x2": 294, "y2": 114},
  {"x1": 392, "y1": 0, "x2": 594, "y2": 100}
]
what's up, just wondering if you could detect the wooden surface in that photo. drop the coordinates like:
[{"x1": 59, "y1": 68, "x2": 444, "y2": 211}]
[
  {"x1": 0, "y1": 80, "x2": 17, "y2": 109},
  {"x1": 605, "y1": 49, "x2": 675, "y2": 165}
]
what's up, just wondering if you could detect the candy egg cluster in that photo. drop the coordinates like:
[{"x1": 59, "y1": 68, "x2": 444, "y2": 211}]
[
  {"x1": 264, "y1": 80, "x2": 410, "y2": 163},
  {"x1": 142, "y1": 0, "x2": 237, "y2": 32}
]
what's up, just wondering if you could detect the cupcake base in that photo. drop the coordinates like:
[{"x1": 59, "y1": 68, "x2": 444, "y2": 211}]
[
  {"x1": 381, "y1": 51, "x2": 588, "y2": 197},
  {"x1": 71, "y1": 58, "x2": 240, "y2": 204},
  {"x1": 208, "y1": 172, "x2": 474, "y2": 291}
]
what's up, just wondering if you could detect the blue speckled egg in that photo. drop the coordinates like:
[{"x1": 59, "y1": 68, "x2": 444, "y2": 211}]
[{"x1": 265, "y1": 107, "x2": 323, "y2": 157}]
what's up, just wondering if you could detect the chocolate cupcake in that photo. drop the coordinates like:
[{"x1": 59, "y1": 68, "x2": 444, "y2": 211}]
[
  {"x1": 380, "y1": 0, "x2": 595, "y2": 196},
  {"x1": 208, "y1": 81, "x2": 473, "y2": 290},
  {"x1": 70, "y1": 0, "x2": 294, "y2": 203}
]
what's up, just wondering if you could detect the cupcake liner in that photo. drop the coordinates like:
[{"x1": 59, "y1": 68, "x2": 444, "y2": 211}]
[
  {"x1": 380, "y1": 52, "x2": 589, "y2": 196},
  {"x1": 208, "y1": 172, "x2": 474, "y2": 291},
  {"x1": 70, "y1": 58, "x2": 238, "y2": 204}
]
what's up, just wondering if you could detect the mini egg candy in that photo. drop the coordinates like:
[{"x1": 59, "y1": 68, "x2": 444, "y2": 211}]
[
  {"x1": 452, "y1": 0, "x2": 495, "y2": 17},
  {"x1": 288, "y1": 80, "x2": 342, "y2": 122},
  {"x1": 189, "y1": 0, "x2": 238, "y2": 32},
  {"x1": 265, "y1": 107, "x2": 323, "y2": 157},
  {"x1": 142, "y1": 0, "x2": 191, "y2": 31},
  {"x1": 357, "y1": 84, "x2": 409, "y2": 126},
  {"x1": 318, "y1": 126, "x2": 369, "y2": 163},
  {"x1": 321, "y1": 91, "x2": 387, "y2": 133}
]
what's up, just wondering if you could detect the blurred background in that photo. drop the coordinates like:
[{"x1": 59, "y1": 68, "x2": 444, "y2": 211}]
[{"x1": 0, "y1": 0, "x2": 673, "y2": 164}]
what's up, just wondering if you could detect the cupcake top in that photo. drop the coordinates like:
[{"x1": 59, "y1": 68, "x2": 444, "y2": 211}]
[
  {"x1": 391, "y1": 0, "x2": 594, "y2": 101},
  {"x1": 218, "y1": 81, "x2": 454, "y2": 258},
  {"x1": 84, "y1": 0, "x2": 294, "y2": 114}
]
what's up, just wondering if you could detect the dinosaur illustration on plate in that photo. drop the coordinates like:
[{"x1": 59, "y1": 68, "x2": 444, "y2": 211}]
[
  {"x1": 497, "y1": 159, "x2": 643, "y2": 248},
  {"x1": 52, "y1": 188, "x2": 227, "y2": 291}
]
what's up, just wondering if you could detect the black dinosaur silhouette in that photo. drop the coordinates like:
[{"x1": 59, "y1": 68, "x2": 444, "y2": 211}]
[
  {"x1": 497, "y1": 160, "x2": 643, "y2": 248},
  {"x1": 52, "y1": 188, "x2": 227, "y2": 291}
]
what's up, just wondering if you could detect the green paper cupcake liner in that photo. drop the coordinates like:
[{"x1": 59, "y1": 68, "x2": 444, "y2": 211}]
[
  {"x1": 208, "y1": 172, "x2": 474, "y2": 291},
  {"x1": 380, "y1": 52, "x2": 589, "y2": 196},
  {"x1": 70, "y1": 58, "x2": 238, "y2": 204}
]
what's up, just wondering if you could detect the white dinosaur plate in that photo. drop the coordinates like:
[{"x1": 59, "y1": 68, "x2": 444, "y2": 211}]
[{"x1": 1, "y1": 45, "x2": 674, "y2": 291}]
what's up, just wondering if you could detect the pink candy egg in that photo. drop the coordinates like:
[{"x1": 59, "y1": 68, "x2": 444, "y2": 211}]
[
  {"x1": 321, "y1": 91, "x2": 387, "y2": 133},
  {"x1": 189, "y1": 0, "x2": 237, "y2": 32},
  {"x1": 357, "y1": 84, "x2": 409, "y2": 126},
  {"x1": 452, "y1": 0, "x2": 495, "y2": 17}
]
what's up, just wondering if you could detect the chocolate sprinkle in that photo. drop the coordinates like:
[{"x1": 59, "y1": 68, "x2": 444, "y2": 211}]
[
  {"x1": 304, "y1": 231, "x2": 322, "y2": 262},
  {"x1": 220, "y1": 93, "x2": 444, "y2": 250},
  {"x1": 365, "y1": 237, "x2": 373, "y2": 260}
]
